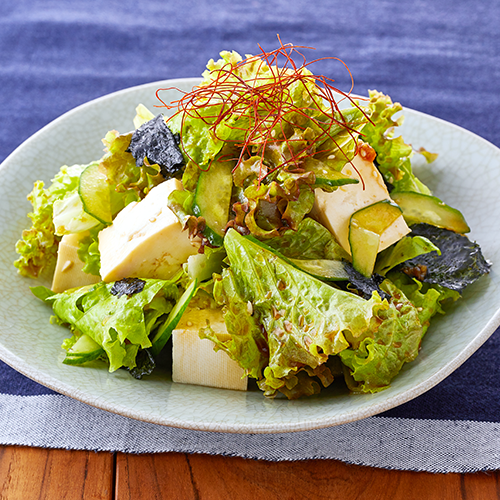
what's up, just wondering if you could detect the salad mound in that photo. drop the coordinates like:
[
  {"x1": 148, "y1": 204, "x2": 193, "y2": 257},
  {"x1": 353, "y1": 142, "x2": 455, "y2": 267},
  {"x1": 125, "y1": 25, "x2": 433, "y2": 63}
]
[{"x1": 14, "y1": 41, "x2": 490, "y2": 399}]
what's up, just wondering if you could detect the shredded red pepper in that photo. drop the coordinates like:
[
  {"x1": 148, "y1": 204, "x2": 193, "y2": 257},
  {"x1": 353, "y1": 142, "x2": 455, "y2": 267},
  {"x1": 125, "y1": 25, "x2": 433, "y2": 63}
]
[{"x1": 156, "y1": 37, "x2": 368, "y2": 182}]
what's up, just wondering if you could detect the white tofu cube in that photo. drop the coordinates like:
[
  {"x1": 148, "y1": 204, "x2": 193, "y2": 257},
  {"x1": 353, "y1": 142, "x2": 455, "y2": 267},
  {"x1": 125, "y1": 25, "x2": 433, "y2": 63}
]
[
  {"x1": 51, "y1": 233, "x2": 101, "y2": 293},
  {"x1": 98, "y1": 179, "x2": 200, "y2": 282},
  {"x1": 172, "y1": 307, "x2": 248, "y2": 391},
  {"x1": 312, "y1": 154, "x2": 410, "y2": 254}
]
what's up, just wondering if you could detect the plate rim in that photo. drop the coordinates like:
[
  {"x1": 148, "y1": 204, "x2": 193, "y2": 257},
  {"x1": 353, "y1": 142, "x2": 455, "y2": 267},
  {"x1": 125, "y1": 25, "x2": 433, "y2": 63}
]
[{"x1": 1, "y1": 78, "x2": 499, "y2": 434}]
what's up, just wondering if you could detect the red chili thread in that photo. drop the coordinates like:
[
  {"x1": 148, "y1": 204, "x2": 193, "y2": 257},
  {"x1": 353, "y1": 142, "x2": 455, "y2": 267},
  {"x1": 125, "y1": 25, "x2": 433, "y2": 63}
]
[{"x1": 156, "y1": 38, "x2": 370, "y2": 184}]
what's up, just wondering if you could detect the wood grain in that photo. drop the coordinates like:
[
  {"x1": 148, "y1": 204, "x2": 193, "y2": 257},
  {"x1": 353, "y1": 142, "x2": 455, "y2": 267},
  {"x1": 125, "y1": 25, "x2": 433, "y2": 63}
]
[
  {"x1": 1, "y1": 446, "x2": 498, "y2": 499},
  {"x1": 0, "y1": 446, "x2": 114, "y2": 500},
  {"x1": 115, "y1": 452, "x2": 500, "y2": 500}
]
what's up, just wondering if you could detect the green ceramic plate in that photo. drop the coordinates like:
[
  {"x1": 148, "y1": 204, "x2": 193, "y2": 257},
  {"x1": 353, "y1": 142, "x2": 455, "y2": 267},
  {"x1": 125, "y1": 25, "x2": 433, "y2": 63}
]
[{"x1": 0, "y1": 79, "x2": 499, "y2": 433}]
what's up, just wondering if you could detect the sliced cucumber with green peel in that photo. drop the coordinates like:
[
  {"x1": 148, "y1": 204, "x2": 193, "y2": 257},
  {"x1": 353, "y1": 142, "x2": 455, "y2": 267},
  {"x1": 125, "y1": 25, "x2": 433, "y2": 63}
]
[
  {"x1": 192, "y1": 161, "x2": 233, "y2": 246},
  {"x1": 303, "y1": 157, "x2": 359, "y2": 190},
  {"x1": 390, "y1": 191, "x2": 470, "y2": 233},
  {"x1": 185, "y1": 248, "x2": 226, "y2": 282},
  {"x1": 288, "y1": 258, "x2": 349, "y2": 281},
  {"x1": 79, "y1": 161, "x2": 113, "y2": 224},
  {"x1": 63, "y1": 334, "x2": 104, "y2": 365},
  {"x1": 151, "y1": 279, "x2": 198, "y2": 356},
  {"x1": 314, "y1": 170, "x2": 360, "y2": 189},
  {"x1": 349, "y1": 200, "x2": 402, "y2": 277}
]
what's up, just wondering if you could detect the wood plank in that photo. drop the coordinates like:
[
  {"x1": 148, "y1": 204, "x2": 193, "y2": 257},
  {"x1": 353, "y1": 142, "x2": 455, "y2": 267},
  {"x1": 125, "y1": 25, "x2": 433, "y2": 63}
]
[
  {"x1": 115, "y1": 452, "x2": 500, "y2": 500},
  {"x1": 0, "y1": 445, "x2": 114, "y2": 500}
]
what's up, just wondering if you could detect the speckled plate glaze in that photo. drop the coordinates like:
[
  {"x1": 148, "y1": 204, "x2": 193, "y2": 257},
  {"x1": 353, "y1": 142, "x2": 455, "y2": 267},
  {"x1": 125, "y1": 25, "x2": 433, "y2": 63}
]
[{"x1": 1, "y1": 79, "x2": 499, "y2": 434}]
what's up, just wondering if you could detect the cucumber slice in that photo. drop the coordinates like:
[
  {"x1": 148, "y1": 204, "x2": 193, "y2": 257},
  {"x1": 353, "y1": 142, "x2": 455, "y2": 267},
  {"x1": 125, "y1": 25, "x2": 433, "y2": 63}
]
[
  {"x1": 390, "y1": 191, "x2": 470, "y2": 233},
  {"x1": 192, "y1": 161, "x2": 233, "y2": 246},
  {"x1": 288, "y1": 258, "x2": 349, "y2": 281},
  {"x1": 63, "y1": 334, "x2": 104, "y2": 365},
  {"x1": 314, "y1": 170, "x2": 360, "y2": 189},
  {"x1": 303, "y1": 157, "x2": 360, "y2": 190},
  {"x1": 151, "y1": 279, "x2": 198, "y2": 356},
  {"x1": 79, "y1": 162, "x2": 113, "y2": 224},
  {"x1": 185, "y1": 248, "x2": 226, "y2": 282},
  {"x1": 349, "y1": 200, "x2": 402, "y2": 277}
]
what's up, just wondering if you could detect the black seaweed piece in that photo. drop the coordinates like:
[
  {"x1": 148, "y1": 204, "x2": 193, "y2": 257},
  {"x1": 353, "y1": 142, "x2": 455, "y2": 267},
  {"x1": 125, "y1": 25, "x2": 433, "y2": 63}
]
[
  {"x1": 126, "y1": 114, "x2": 184, "y2": 179},
  {"x1": 128, "y1": 348, "x2": 156, "y2": 380},
  {"x1": 400, "y1": 223, "x2": 491, "y2": 292},
  {"x1": 110, "y1": 277, "x2": 146, "y2": 298},
  {"x1": 344, "y1": 264, "x2": 390, "y2": 301}
]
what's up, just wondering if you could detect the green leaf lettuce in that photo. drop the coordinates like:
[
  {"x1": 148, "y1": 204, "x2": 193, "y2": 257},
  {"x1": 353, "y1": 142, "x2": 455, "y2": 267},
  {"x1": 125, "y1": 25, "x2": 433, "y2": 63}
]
[{"x1": 37, "y1": 279, "x2": 179, "y2": 372}]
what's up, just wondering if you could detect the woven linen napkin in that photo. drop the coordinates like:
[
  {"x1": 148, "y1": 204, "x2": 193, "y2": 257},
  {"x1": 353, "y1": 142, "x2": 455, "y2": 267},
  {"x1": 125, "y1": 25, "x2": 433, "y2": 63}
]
[
  {"x1": 1, "y1": 0, "x2": 500, "y2": 474},
  {"x1": 1, "y1": 340, "x2": 500, "y2": 474}
]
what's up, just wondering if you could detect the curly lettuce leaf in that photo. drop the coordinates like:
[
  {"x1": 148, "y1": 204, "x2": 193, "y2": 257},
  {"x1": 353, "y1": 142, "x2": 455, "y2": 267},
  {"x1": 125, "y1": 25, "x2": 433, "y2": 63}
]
[
  {"x1": 215, "y1": 229, "x2": 388, "y2": 398},
  {"x1": 14, "y1": 164, "x2": 88, "y2": 278},
  {"x1": 202, "y1": 270, "x2": 269, "y2": 380},
  {"x1": 387, "y1": 271, "x2": 460, "y2": 336},
  {"x1": 77, "y1": 225, "x2": 103, "y2": 276},
  {"x1": 363, "y1": 90, "x2": 434, "y2": 194},
  {"x1": 266, "y1": 217, "x2": 349, "y2": 261},
  {"x1": 339, "y1": 279, "x2": 423, "y2": 393},
  {"x1": 37, "y1": 279, "x2": 179, "y2": 372}
]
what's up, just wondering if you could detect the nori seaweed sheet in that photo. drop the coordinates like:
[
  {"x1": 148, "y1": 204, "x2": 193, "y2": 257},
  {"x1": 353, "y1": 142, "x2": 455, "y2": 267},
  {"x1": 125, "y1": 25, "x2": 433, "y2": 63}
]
[
  {"x1": 128, "y1": 348, "x2": 156, "y2": 379},
  {"x1": 399, "y1": 223, "x2": 491, "y2": 292},
  {"x1": 344, "y1": 264, "x2": 390, "y2": 301},
  {"x1": 127, "y1": 114, "x2": 184, "y2": 178},
  {"x1": 110, "y1": 277, "x2": 146, "y2": 297}
]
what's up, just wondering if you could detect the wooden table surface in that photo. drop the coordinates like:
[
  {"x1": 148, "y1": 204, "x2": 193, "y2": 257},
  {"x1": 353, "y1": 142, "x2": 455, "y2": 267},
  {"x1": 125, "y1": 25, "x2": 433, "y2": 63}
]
[{"x1": 0, "y1": 446, "x2": 498, "y2": 499}]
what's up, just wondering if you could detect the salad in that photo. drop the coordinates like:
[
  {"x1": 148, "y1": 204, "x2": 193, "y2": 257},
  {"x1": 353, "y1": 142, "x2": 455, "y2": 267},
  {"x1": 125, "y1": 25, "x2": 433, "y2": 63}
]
[{"x1": 14, "y1": 42, "x2": 490, "y2": 399}]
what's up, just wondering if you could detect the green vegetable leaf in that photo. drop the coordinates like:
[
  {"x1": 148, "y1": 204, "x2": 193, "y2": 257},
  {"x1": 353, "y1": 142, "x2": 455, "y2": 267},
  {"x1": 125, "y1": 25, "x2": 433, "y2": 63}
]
[
  {"x1": 14, "y1": 164, "x2": 88, "y2": 278},
  {"x1": 362, "y1": 90, "x2": 433, "y2": 194},
  {"x1": 388, "y1": 271, "x2": 460, "y2": 336},
  {"x1": 77, "y1": 225, "x2": 103, "y2": 276},
  {"x1": 215, "y1": 228, "x2": 387, "y2": 398},
  {"x1": 339, "y1": 279, "x2": 423, "y2": 393},
  {"x1": 203, "y1": 270, "x2": 269, "y2": 380},
  {"x1": 375, "y1": 235, "x2": 441, "y2": 275},
  {"x1": 39, "y1": 279, "x2": 179, "y2": 372},
  {"x1": 266, "y1": 217, "x2": 349, "y2": 261}
]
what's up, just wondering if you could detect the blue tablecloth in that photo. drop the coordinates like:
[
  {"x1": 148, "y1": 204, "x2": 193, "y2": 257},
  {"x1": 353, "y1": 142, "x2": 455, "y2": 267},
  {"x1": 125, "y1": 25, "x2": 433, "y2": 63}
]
[{"x1": 1, "y1": 0, "x2": 499, "y2": 472}]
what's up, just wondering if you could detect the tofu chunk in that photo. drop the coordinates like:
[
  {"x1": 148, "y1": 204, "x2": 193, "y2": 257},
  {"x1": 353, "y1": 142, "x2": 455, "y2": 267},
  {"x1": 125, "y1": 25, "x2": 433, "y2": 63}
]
[
  {"x1": 98, "y1": 179, "x2": 200, "y2": 282},
  {"x1": 172, "y1": 307, "x2": 248, "y2": 391},
  {"x1": 52, "y1": 233, "x2": 101, "y2": 293},
  {"x1": 312, "y1": 154, "x2": 410, "y2": 254}
]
